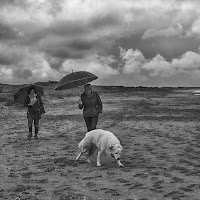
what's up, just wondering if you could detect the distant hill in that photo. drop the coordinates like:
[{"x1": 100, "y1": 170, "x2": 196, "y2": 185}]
[
  {"x1": 34, "y1": 81, "x2": 58, "y2": 86},
  {"x1": 0, "y1": 81, "x2": 200, "y2": 91}
]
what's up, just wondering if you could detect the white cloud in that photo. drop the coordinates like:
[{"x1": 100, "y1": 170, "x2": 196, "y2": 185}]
[
  {"x1": 0, "y1": 66, "x2": 15, "y2": 84},
  {"x1": 120, "y1": 48, "x2": 145, "y2": 74},
  {"x1": 61, "y1": 54, "x2": 119, "y2": 78},
  {"x1": 186, "y1": 17, "x2": 200, "y2": 38},
  {"x1": 142, "y1": 55, "x2": 176, "y2": 77},
  {"x1": 0, "y1": 43, "x2": 62, "y2": 84},
  {"x1": 119, "y1": 47, "x2": 176, "y2": 77},
  {"x1": 119, "y1": 47, "x2": 200, "y2": 78},
  {"x1": 0, "y1": 66, "x2": 13, "y2": 76},
  {"x1": 172, "y1": 51, "x2": 200, "y2": 70},
  {"x1": 142, "y1": 24, "x2": 184, "y2": 39}
]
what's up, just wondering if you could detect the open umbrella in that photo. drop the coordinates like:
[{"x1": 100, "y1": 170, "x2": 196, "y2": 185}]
[
  {"x1": 54, "y1": 71, "x2": 98, "y2": 91},
  {"x1": 13, "y1": 84, "x2": 44, "y2": 104}
]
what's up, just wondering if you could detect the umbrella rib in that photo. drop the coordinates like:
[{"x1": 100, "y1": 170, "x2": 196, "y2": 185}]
[{"x1": 55, "y1": 76, "x2": 97, "y2": 89}]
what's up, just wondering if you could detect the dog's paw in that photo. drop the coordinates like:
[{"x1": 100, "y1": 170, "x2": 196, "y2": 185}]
[
  {"x1": 117, "y1": 160, "x2": 124, "y2": 167},
  {"x1": 97, "y1": 163, "x2": 102, "y2": 167},
  {"x1": 87, "y1": 159, "x2": 91, "y2": 163},
  {"x1": 75, "y1": 157, "x2": 80, "y2": 160}
]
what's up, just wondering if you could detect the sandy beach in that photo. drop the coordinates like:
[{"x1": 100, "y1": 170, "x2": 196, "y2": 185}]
[{"x1": 1, "y1": 83, "x2": 200, "y2": 200}]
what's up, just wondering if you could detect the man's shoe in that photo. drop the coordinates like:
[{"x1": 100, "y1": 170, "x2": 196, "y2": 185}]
[{"x1": 34, "y1": 134, "x2": 39, "y2": 140}]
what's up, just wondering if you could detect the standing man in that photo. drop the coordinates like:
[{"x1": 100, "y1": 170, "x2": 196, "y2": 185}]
[{"x1": 78, "y1": 84, "x2": 103, "y2": 132}]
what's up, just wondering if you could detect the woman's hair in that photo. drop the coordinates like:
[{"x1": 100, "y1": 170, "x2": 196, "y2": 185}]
[
  {"x1": 27, "y1": 86, "x2": 37, "y2": 94},
  {"x1": 84, "y1": 83, "x2": 92, "y2": 89}
]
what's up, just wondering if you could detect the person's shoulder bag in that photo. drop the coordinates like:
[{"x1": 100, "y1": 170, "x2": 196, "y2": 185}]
[{"x1": 37, "y1": 95, "x2": 46, "y2": 114}]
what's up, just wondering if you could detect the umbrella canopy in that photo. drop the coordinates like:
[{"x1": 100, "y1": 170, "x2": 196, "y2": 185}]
[
  {"x1": 13, "y1": 84, "x2": 44, "y2": 104},
  {"x1": 54, "y1": 71, "x2": 98, "y2": 91}
]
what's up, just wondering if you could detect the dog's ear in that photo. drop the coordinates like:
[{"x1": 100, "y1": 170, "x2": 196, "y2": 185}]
[{"x1": 109, "y1": 145, "x2": 115, "y2": 150}]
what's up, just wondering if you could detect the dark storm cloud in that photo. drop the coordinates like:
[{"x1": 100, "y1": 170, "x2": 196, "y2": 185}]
[
  {"x1": 30, "y1": 13, "x2": 123, "y2": 60},
  {"x1": 48, "y1": 12, "x2": 122, "y2": 38},
  {"x1": 34, "y1": 20, "x2": 117, "y2": 60},
  {"x1": 0, "y1": 56, "x2": 14, "y2": 66},
  {"x1": 68, "y1": 40, "x2": 94, "y2": 51},
  {"x1": 1, "y1": 0, "x2": 200, "y2": 86},
  {"x1": 19, "y1": 27, "x2": 47, "y2": 46},
  {"x1": 0, "y1": 0, "x2": 31, "y2": 9},
  {"x1": 50, "y1": 20, "x2": 89, "y2": 36},
  {"x1": 17, "y1": 19, "x2": 95, "y2": 60},
  {"x1": 0, "y1": 0, "x2": 18, "y2": 6},
  {"x1": 118, "y1": 33, "x2": 200, "y2": 61},
  {"x1": 89, "y1": 13, "x2": 122, "y2": 29},
  {"x1": 13, "y1": 68, "x2": 32, "y2": 79},
  {"x1": 0, "y1": 23, "x2": 21, "y2": 40},
  {"x1": 0, "y1": 0, "x2": 62, "y2": 11},
  {"x1": 2, "y1": 5, "x2": 124, "y2": 64},
  {"x1": 0, "y1": 48, "x2": 22, "y2": 65},
  {"x1": 42, "y1": 46, "x2": 83, "y2": 59},
  {"x1": 47, "y1": 57, "x2": 65, "y2": 70}
]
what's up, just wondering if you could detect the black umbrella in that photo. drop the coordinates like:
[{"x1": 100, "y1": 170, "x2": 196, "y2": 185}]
[
  {"x1": 54, "y1": 71, "x2": 98, "y2": 91},
  {"x1": 13, "y1": 84, "x2": 44, "y2": 104}
]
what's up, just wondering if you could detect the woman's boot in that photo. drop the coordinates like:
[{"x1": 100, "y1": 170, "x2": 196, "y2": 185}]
[
  {"x1": 27, "y1": 126, "x2": 32, "y2": 140},
  {"x1": 34, "y1": 125, "x2": 39, "y2": 140}
]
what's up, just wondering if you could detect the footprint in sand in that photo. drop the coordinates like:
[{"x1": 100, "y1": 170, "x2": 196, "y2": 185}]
[
  {"x1": 107, "y1": 170, "x2": 119, "y2": 175},
  {"x1": 53, "y1": 186, "x2": 90, "y2": 200},
  {"x1": 44, "y1": 167, "x2": 56, "y2": 172},
  {"x1": 179, "y1": 186, "x2": 194, "y2": 192},
  {"x1": 14, "y1": 184, "x2": 31, "y2": 193},
  {"x1": 86, "y1": 181, "x2": 97, "y2": 191},
  {"x1": 104, "y1": 188, "x2": 121, "y2": 196},
  {"x1": 53, "y1": 157, "x2": 79, "y2": 167},
  {"x1": 149, "y1": 188, "x2": 164, "y2": 193},
  {"x1": 163, "y1": 190, "x2": 187, "y2": 198},
  {"x1": 187, "y1": 184, "x2": 200, "y2": 190},
  {"x1": 21, "y1": 171, "x2": 34, "y2": 178},
  {"x1": 133, "y1": 173, "x2": 148, "y2": 178},
  {"x1": 82, "y1": 175, "x2": 102, "y2": 180},
  {"x1": 170, "y1": 176, "x2": 185, "y2": 183},
  {"x1": 129, "y1": 182, "x2": 147, "y2": 190},
  {"x1": 116, "y1": 178, "x2": 130, "y2": 183},
  {"x1": 8, "y1": 169, "x2": 19, "y2": 178},
  {"x1": 35, "y1": 178, "x2": 49, "y2": 184},
  {"x1": 120, "y1": 167, "x2": 132, "y2": 172},
  {"x1": 35, "y1": 189, "x2": 47, "y2": 196},
  {"x1": 150, "y1": 176, "x2": 159, "y2": 181},
  {"x1": 162, "y1": 172, "x2": 172, "y2": 177}
]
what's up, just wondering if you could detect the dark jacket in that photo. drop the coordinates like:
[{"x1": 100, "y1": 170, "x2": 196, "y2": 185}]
[
  {"x1": 79, "y1": 91, "x2": 102, "y2": 117},
  {"x1": 24, "y1": 94, "x2": 44, "y2": 119}
]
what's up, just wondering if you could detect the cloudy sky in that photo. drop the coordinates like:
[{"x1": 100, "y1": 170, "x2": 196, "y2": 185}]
[{"x1": 1, "y1": 0, "x2": 200, "y2": 86}]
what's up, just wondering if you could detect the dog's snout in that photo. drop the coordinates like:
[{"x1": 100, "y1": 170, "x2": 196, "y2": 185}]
[{"x1": 117, "y1": 158, "x2": 120, "y2": 161}]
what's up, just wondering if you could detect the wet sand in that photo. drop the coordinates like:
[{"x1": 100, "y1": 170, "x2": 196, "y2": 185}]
[{"x1": 0, "y1": 85, "x2": 200, "y2": 200}]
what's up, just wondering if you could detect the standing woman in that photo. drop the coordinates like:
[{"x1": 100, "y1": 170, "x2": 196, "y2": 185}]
[
  {"x1": 24, "y1": 86, "x2": 45, "y2": 140},
  {"x1": 78, "y1": 83, "x2": 103, "y2": 132}
]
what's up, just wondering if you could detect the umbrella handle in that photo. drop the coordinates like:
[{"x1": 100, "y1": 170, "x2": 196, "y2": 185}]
[
  {"x1": 76, "y1": 86, "x2": 81, "y2": 97},
  {"x1": 74, "y1": 81, "x2": 81, "y2": 97}
]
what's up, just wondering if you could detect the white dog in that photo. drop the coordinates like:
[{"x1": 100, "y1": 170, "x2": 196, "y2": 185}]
[{"x1": 76, "y1": 129, "x2": 124, "y2": 167}]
